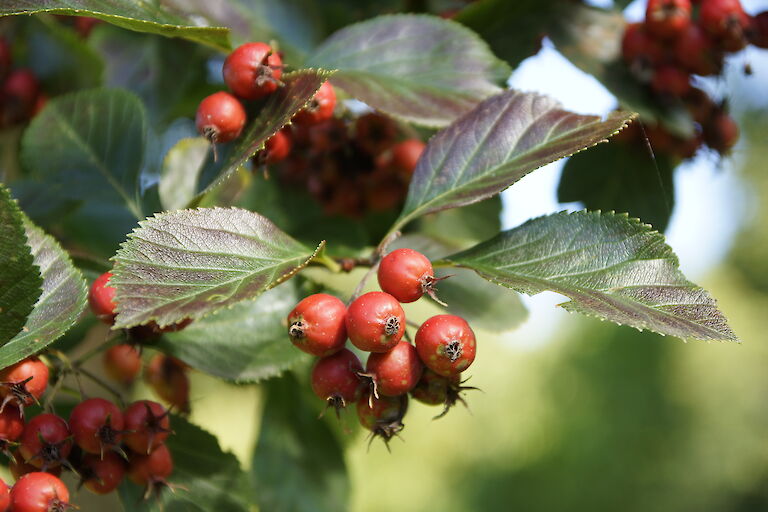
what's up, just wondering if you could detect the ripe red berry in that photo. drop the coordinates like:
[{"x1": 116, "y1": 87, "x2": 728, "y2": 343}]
[
  {"x1": 674, "y1": 25, "x2": 721, "y2": 76},
  {"x1": 311, "y1": 348, "x2": 363, "y2": 411},
  {"x1": 622, "y1": 23, "x2": 664, "y2": 71},
  {"x1": 88, "y1": 271, "x2": 117, "y2": 323},
  {"x1": 102, "y1": 344, "x2": 141, "y2": 385},
  {"x1": 128, "y1": 444, "x2": 173, "y2": 487},
  {"x1": 260, "y1": 127, "x2": 292, "y2": 165},
  {"x1": 346, "y1": 292, "x2": 406, "y2": 353},
  {"x1": 699, "y1": 0, "x2": 749, "y2": 41},
  {"x1": 354, "y1": 112, "x2": 398, "y2": 155},
  {"x1": 287, "y1": 293, "x2": 347, "y2": 357},
  {"x1": 294, "y1": 82, "x2": 336, "y2": 125},
  {"x1": 196, "y1": 91, "x2": 246, "y2": 144},
  {"x1": 19, "y1": 414, "x2": 72, "y2": 470},
  {"x1": 145, "y1": 354, "x2": 191, "y2": 414},
  {"x1": 2, "y1": 69, "x2": 40, "y2": 122},
  {"x1": 69, "y1": 397, "x2": 124, "y2": 455},
  {"x1": 415, "y1": 315, "x2": 477, "y2": 377},
  {"x1": 704, "y1": 111, "x2": 739, "y2": 154},
  {"x1": 651, "y1": 65, "x2": 691, "y2": 96},
  {"x1": 357, "y1": 393, "x2": 408, "y2": 444},
  {"x1": 389, "y1": 139, "x2": 426, "y2": 176},
  {"x1": 377, "y1": 248, "x2": 436, "y2": 303},
  {"x1": 223, "y1": 42, "x2": 283, "y2": 100},
  {"x1": 411, "y1": 369, "x2": 461, "y2": 406},
  {"x1": 0, "y1": 357, "x2": 49, "y2": 413},
  {"x1": 365, "y1": 341, "x2": 423, "y2": 396},
  {"x1": 645, "y1": 0, "x2": 691, "y2": 39},
  {"x1": 0, "y1": 405, "x2": 24, "y2": 444},
  {"x1": 0, "y1": 478, "x2": 9, "y2": 512},
  {"x1": 9, "y1": 472, "x2": 70, "y2": 512},
  {"x1": 123, "y1": 400, "x2": 171, "y2": 455},
  {"x1": 749, "y1": 12, "x2": 768, "y2": 48},
  {"x1": 81, "y1": 452, "x2": 126, "y2": 494}
]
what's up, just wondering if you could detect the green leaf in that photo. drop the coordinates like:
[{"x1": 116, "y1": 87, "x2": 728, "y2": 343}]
[
  {"x1": 394, "y1": 89, "x2": 635, "y2": 232},
  {"x1": 159, "y1": 138, "x2": 210, "y2": 212},
  {"x1": 190, "y1": 69, "x2": 333, "y2": 206},
  {"x1": 21, "y1": 88, "x2": 147, "y2": 219},
  {"x1": 111, "y1": 207, "x2": 323, "y2": 329},
  {"x1": 118, "y1": 415, "x2": 253, "y2": 511},
  {"x1": 443, "y1": 211, "x2": 737, "y2": 342},
  {"x1": 0, "y1": 0, "x2": 230, "y2": 51},
  {"x1": 558, "y1": 139, "x2": 675, "y2": 231},
  {"x1": 0, "y1": 218, "x2": 88, "y2": 369},
  {"x1": 419, "y1": 196, "x2": 503, "y2": 248},
  {"x1": 158, "y1": 283, "x2": 308, "y2": 383},
  {"x1": 253, "y1": 374, "x2": 349, "y2": 512},
  {"x1": 306, "y1": 14, "x2": 510, "y2": 127},
  {"x1": 0, "y1": 184, "x2": 42, "y2": 345}
]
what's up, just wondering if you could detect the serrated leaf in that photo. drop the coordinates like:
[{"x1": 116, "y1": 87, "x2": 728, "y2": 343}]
[
  {"x1": 158, "y1": 283, "x2": 308, "y2": 383},
  {"x1": 0, "y1": 0, "x2": 229, "y2": 50},
  {"x1": 159, "y1": 137, "x2": 210, "y2": 211},
  {"x1": 190, "y1": 69, "x2": 333, "y2": 206},
  {"x1": 0, "y1": 184, "x2": 42, "y2": 345},
  {"x1": 21, "y1": 88, "x2": 147, "y2": 219},
  {"x1": 0, "y1": 218, "x2": 88, "y2": 369},
  {"x1": 306, "y1": 14, "x2": 510, "y2": 127},
  {"x1": 118, "y1": 415, "x2": 253, "y2": 512},
  {"x1": 444, "y1": 211, "x2": 737, "y2": 341},
  {"x1": 111, "y1": 207, "x2": 322, "y2": 329},
  {"x1": 253, "y1": 374, "x2": 349, "y2": 512},
  {"x1": 394, "y1": 90, "x2": 635, "y2": 232}
]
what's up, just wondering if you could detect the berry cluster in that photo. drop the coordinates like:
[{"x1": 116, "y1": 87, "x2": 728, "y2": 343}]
[
  {"x1": 0, "y1": 37, "x2": 45, "y2": 130},
  {"x1": 287, "y1": 248, "x2": 477, "y2": 445},
  {"x1": 0, "y1": 354, "x2": 174, "y2": 510},
  {"x1": 621, "y1": 0, "x2": 768, "y2": 157}
]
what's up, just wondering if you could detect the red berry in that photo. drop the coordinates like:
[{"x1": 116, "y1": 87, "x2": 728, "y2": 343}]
[
  {"x1": 749, "y1": 12, "x2": 768, "y2": 48},
  {"x1": 622, "y1": 23, "x2": 664, "y2": 71},
  {"x1": 651, "y1": 65, "x2": 691, "y2": 96},
  {"x1": 0, "y1": 405, "x2": 24, "y2": 443},
  {"x1": 102, "y1": 344, "x2": 141, "y2": 385},
  {"x1": 74, "y1": 16, "x2": 101, "y2": 38},
  {"x1": 354, "y1": 112, "x2": 398, "y2": 155},
  {"x1": 674, "y1": 25, "x2": 721, "y2": 75},
  {"x1": 81, "y1": 452, "x2": 126, "y2": 494},
  {"x1": 223, "y1": 42, "x2": 283, "y2": 100},
  {"x1": 294, "y1": 82, "x2": 336, "y2": 125},
  {"x1": 699, "y1": 0, "x2": 749, "y2": 41},
  {"x1": 69, "y1": 397, "x2": 124, "y2": 455},
  {"x1": 389, "y1": 139, "x2": 425, "y2": 176},
  {"x1": 366, "y1": 341, "x2": 423, "y2": 396},
  {"x1": 0, "y1": 37, "x2": 11, "y2": 81},
  {"x1": 128, "y1": 444, "x2": 173, "y2": 486},
  {"x1": 411, "y1": 369, "x2": 461, "y2": 406},
  {"x1": 260, "y1": 127, "x2": 292, "y2": 165},
  {"x1": 196, "y1": 91, "x2": 246, "y2": 144},
  {"x1": 19, "y1": 414, "x2": 72, "y2": 470},
  {"x1": 9, "y1": 472, "x2": 70, "y2": 512},
  {"x1": 0, "y1": 478, "x2": 9, "y2": 512},
  {"x1": 287, "y1": 293, "x2": 347, "y2": 357},
  {"x1": 123, "y1": 400, "x2": 171, "y2": 455},
  {"x1": 377, "y1": 248, "x2": 436, "y2": 303},
  {"x1": 311, "y1": 348, "x2": 363, "y2": 411},
  {"x1": 704, "y1": 111, "x2": 739, "y2": 154},
  {"x1": 415, "y1": 315, "x2": 476, "y2": 377},
  {"x1": 645, "y1": 0, "x2": 691, "y2": 38},
  {"x1": 357, "y1": 393, "x2": 408, "y2": 444},
  {"x1": 2, "y1": 69, "x2": 40, "y2": 123},
  {"x1": 346, "y1": 292, "x2": 406, "y2": 353},
  {"x1": 88, "y1": 271, "x2": 117, "y2": 323},
  {"x1": 0, "y1": 357, "x2": 49, "y2": 413},
  {"x1": 145, "y1": 355, "x2": 191, "y2": 414}
]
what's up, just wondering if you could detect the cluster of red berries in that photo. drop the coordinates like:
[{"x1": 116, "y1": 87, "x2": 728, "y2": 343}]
[
  {"x1": 89, "y1": 272, "x2": 192, "y2": 414},
  {"x1": 0, "y1": 37, "x2": 46, "y2": 130},
  {"x1": 621, "y1": 0, "x2": 768, "y2": 157},
  {"x1": 288, "y1": 248, "x2": 477, "y2": 445},
  {"x1": 0, "y1": 354, "x2": 175, "y2": 510}
]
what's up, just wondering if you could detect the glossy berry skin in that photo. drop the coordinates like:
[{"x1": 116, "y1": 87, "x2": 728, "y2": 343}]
[
  {"x1": 700, "y1": 0, "x2": 749, "y2": 37},
  {"x1": 0, "y1": 405, "x2": 24, "y2": 442},
  {"x1": 196, "y1": 91, "x2": 246, "y2": 143},
  {"x1": 390, "y1": 139, "x2": 426, "y2": 176},
  {"x1": 294, "y1": 82, "x2": 336, "y2": 125},
  {"x1": 69, "y1": 398, "x2": 124, "y2": 455},
  {"x1": 145, "y1": 355, "x2": 191, "y2": 414},
  {"x1": 262, "y1": 127, "x2": 292, "y2": 164},
  {"x1": 415, "y1": 315, "x2": 476, "y2": 377},
  {"x1": 366, "y1": 341, "x2": 423, "y2": 396},
  {"x1": 81, "y1": 452, "x2": 126, "y2": 494},
  {"x1": 103, "y1": 344, "x2": 141, "y2": 385},
  {"x1": 19, "y1": 414, "x2": 72, "y2": 469},
  {"x1": 346, "y1": 292, "x2": 406, "y2": 353},
  {"x1": 311, "y1": 348, "x2": 363, "y2": 406},
  {"x1": 0, "y1": 478, "x2": 8, "y2": 512},
  {"x1": 357, "y1": 393, "x2": 408, "y2": 433},
  {"x1": 287, "y1": 294, "x2": 347, "y2": 357},
  {"x1": 223, "y1": 42, "x2": 283, "y2": 100},
  {"x1": 411, "y1": 369, "x2": 461, "y2": 405},
  {"x1": 0, "y1": 357, "x2": 49, "y2": 409},
  {"x1": 9, "y1": 472, "x2": 70, "y2": 512},
  {"x1": 88, "y1": 271, "x2": 117, "y2": 324},
  {"x1": 674, "y1": 25, "x2": 721, "y2": 76},
  {"x1": 377, "y1": 248, "x2": 434, "y2": 303},
  {"x1": 645, "y1": 0, "x2": 691, "y2": 39},
  {"x1": 651, "y1": 66, "x2": 691, "y2": 96},
  {"x1": 128, "y1": 444, "x2": 173, "y2": 486},
  {"x1": 123, "y1": 400, "x2": 171, "y2": 455}
]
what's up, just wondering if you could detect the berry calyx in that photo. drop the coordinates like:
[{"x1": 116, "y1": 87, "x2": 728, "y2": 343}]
[
  {"x1": 377, "y1": 248, "x2": 440, "y2": 303},
  {"x1": 123, "y1": 400, "x2": 171, "y2": 455},
  {"x1": 294, "y1": 82, "x2": 336, "y2": 125},
  {"x1": 357, "y1": 393, "x2": 408, "y2": 448},
  {"x1": 80, "y1": 452, "x2": 126, "y2": 495},
  {"x1": 102, "y1": 344, "x2": 141, "y2": 385},
  {"x1": 287, "y1": 293, "x2": 347, "y2": 357},
  {"x1": 365, "y1": 341, "x2": 423, "y2": 396},
  {"x1": 223, "y1": 42, "x2": 283, "y2": 100},
  {"x1": 69, "y1": 398, "x2": 125, "y2": 456},
  {"x1": 19, "y1": 414, "x2": 72, "y2": 470},
  {"x1": 144, "y1": 354, "x2": 191, "y2": 414},
  {"x1": 346, "y1": 292, "x2": 406, "y2": 353},
  {"x1": 0, "y1": 357, "x2": 49, "y2": 415},
  {"x1": 196, "y1": 91, "x2": 246, "y2": 144},
  {"x1": 415, "y1": 315, "x2": 477, "y2": 377},
  {"x1": 411, "y1": 369, "x2": 478, "y2": 419},
  {"x1": 311, "y1": 348, "x2": 363, "y2": 415},
  {"x1": 88, "y1": 271, "x2": 117, "y2": 324},
  {"x1": 645, "y1": 0, "x2": 691, "y2": 39},
  {"x1": 9, "y1": 472, "x2": 70, "y2": 512}
]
